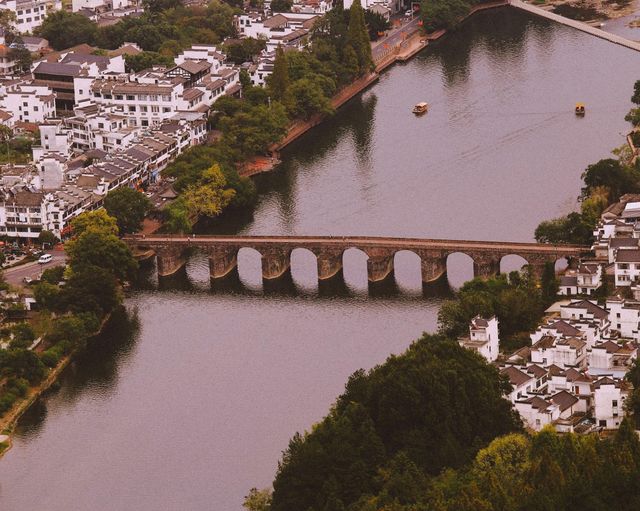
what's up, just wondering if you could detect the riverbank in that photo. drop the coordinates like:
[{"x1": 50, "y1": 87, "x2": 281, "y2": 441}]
[
  {"x1": 237, "y1": 1, "x2": 509, "y2": 179},
  {"x1": 0, "y1": 311, "x2": 115, "y2": 459}
]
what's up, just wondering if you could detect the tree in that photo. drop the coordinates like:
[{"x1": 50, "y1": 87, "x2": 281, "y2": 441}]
[
  {"x1": 66, "y1": 210, "x2": 136, "y2": 280},
  {"x1": 35, "y1": 11, "x2": 97, "y2": 50},
  {"x1": 9, "y1": 46, "x2": 32, "y2": 74},
  {"x1": 183, "y1": 165, "x2": 236, "y2": 219},
  {"x1": 364, "y1": 10, "x2": 391, "y2": 41},
  {"x1": 270, "y1": 0, "x2": 292, "y2": 12},
  {"x1": 61, "y1": 264, "x2": 120, "y2": 316},
  {"x1": 70, "y1": 209, "x2": 119, "y2": 237},
  {"x1": 0, "y1": 10, "x2": 16, "y2": 34},
  {"x1": 243, "y1": 488, "x2": 272, "y2": 511},
  {"x1": 224, "y1": 37, "x2": 267, "y2": 64},
  {"x1": 581, "y1": 158, "x2": 640, "y2": 203},
  {"x1": 104, "y1": 187, "x2": 152, "y2": 235},
  {"x1": 286, "y1": 78, "x2": 334, "y2": 120},
  {"x1": 270, "y1": 336, "x2": 521, "y2": 511},
  {"x1": 66, "y1": 229, "x2": 137, "y2": 280},
  {"x1": 163, "y1": 198, "x2": 193, "y2": 234},
  {"x1": 632, "y1": 79, "x2": 640, "y2": 105},
  {"x1": 141, "y1": 0, "x2": 181, "y2": 12},
  {"x1": 268, "y1": 45, "x2": 289, "y2": 101},
  {"x1": 534, "y1": 212, "x2": 593, "y2": 245},
  {"x1": 540, "y1": 261, "x2": 559, "y2": 304},
  {"x1": 124, "y1": 51, "x2": 174, "y2": 72},
  {"x1": 347, "y1": 0, "x2": 372, "y2": 74},
  {"x1": 220, "y1": 103, "x2": 289, "y2": 158},
  {"x1": 420, "y1": 0, "x2": 470, "y2": 32},
  {"x1": 37, "y1": 230, "x2": 58, "y2": 248}
]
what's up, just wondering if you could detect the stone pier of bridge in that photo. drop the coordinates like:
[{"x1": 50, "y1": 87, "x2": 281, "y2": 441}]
[
  {"x1": 207, "y1": 245, "x2": 239, "y2": 280},
  {"x1": 156, "y1": 246, "x2": 187, "y2": 277}
]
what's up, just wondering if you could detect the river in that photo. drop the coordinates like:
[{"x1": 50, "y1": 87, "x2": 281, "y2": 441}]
[{"x1": 2, "y1": 7, "x2": 640, "y2": 511}]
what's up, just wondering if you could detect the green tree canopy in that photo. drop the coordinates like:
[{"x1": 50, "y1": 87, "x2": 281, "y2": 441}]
[
  {"x1": 104, "y1": 187, "x2": 152, "y2": 235},
  {"x1": 70, "y1": 209, "x2": 119, "y2": 237},
  {"x1": 124, "y1": 51, "x2": 174, "y2": 72},
  {"x1": 420, "y1": 0, "x2": 471, "y2": 32},
  {"x1": 35, "y1": 11, "x2": 98, "y2": 50},
  {"x1": 347, "y1": 0, "x2": 372, "y2": 74},
  {"x1": 268, "y1": 45, "x2": 289, "y2": 101},
  {"x1": 581, "y1": 158, "x2": 640, "y2": 203},
  {"x1": 270, "y1": 0, "x2": 292, "y2": 12},
  {"x1": 270, "y1": 335, "x2": 521, "y2": 511},
  {"x1": 37, "y1": 230, "x2": 58, "y2": 247}
]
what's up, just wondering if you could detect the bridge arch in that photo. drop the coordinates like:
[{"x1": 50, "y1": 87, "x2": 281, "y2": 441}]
[
  {"x1": 393, "y1": 250, "x2": 422, "y2": 289},
  {"x1": 236, "y1": 247, "x2": 263, "y2": 289},
  {"x1": 290, "y1": 247, "x2": 319, "y2": 286},
  {"x1": 500, "y1": 254, "x2": 529, "y2": 275},
  {"x1": 446, "y1": 252, "x2": 476, "y2": 288},
  {"x1": 342, "y1": 247, "x2": 369, "y2": 288}
]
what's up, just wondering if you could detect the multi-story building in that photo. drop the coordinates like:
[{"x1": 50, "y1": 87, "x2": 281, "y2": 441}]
[
  {"x1": 458, "y1": 315, "x2": 499, "y2": 362},
  {"x1": 0, "y1": 0, "x2": 61, "y2": 34},
  {"x1": 614, "y1": 248, "x2": 640, "y2": 286},
  {"x1": 593, "y1": 376, "x2": 629, "y2": 429},
  {"x1": 0, "y1": 83, "x2": 55, "y2": 123}
]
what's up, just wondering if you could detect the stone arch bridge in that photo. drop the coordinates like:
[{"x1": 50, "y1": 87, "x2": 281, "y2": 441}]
[{"x1": 124, "y1": 235, "x2": 589, "y2": 283}]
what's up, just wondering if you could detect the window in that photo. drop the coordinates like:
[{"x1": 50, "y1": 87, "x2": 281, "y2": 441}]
[
  {"x1": 33, "y1": 106, "x2": 38, "y2": 111},
  {"x1": 163, "y1": 107, "x2": 170, "y2": 113},
  {"x1": 617, "y1": 313, "x2": 621, "y2": 318},
  {"x1": 151, "y1": 106, "x2": 159, "y2": 113},
  {"x1": 23, "y1": 102, "x2": 28, "y2": 107},
  {"x1": 162, "y1": 95, "x2": 171, "y2": 101},
  {"x1": 98, "y1": 123, "x2": 104, "y2": 129},
  {"x1": 619, "y1": 263, "x2": 629, "y2": 270},
  {"x1": 141, "y1": 120, "x2": 148, "y2": 127},
  {"x1": 140, "y1": 106, "x2": 147, "y2": 112},
  {"x1": 115, "y1": 94, "x2": 123, "y2": 100},
  {"x1": 149, "y1": 95, "x2": 158, "y2": 101},
  {"x1": 139, "y1": 94, "x2": 147, "y2": 101},
  {"x1": 126, "y1": 95, "x2": 135, "y2": 101},
  {"x1": 128, "y1": 106, "x2": 136, "y2": 112}
]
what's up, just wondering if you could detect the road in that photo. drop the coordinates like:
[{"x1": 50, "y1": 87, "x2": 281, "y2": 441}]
[
  {"x1": 3, "y1": 248, "x2": 67, "y2": 287},
  {"x1": 371, "y1": 17, "x2": 421, "y2": 61}
]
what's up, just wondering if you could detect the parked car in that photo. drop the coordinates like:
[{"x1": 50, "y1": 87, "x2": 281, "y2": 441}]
[{"x1": 38, "y1": 254, "x2": 53, "y2": 264}]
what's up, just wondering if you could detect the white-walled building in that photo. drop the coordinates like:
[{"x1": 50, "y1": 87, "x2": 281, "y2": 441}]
[
  {"x1": 0, "y1": 0, "x2": 61, "y2": 34},
  {"x1": 0, "y1": 83, "x2": 55, "y2": 123},
  {"x1": 614, "y1": 248, "x2": 640, "y2": 286},
  {"x1": 593, "y1": 376, "x2": 629, "y2": 429},
  {"x1": 458, "y1": 315, "x2": 499, "y2": 362}
]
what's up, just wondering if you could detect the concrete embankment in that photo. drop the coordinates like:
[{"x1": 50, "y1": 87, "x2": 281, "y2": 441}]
[{"x1": 510, "y1": 0, "x2": 640, "y2": 52}]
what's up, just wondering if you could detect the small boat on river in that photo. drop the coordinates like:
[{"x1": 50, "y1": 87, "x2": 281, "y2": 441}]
[
  {"x1": 575, "y1": 103, "x2": 586, "y2": 116},
  {"x1": 413, "y1": 102, "x2": 429, "y2": 115}
]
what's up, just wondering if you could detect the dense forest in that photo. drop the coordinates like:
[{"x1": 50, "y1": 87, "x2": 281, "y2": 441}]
[{"x1": 243, "y1": 335, "x2": 640, "y2": 511}]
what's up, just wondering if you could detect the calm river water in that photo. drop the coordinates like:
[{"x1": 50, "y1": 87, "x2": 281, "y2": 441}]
[{"x1": 2, "y1": 8, "x2": 640, "y2": 511}]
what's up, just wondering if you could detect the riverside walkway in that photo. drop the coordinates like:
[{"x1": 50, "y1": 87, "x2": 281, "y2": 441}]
[
  {"x1": 125, "y1": 235, "x2": 589, "y2": 283},
  {"x1": 510, "y1": 0, "x2": 640, "y2": 52}
]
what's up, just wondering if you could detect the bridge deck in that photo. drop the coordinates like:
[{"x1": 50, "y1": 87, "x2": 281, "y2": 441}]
[{"x1": 125, "y1": 235, "x2": 587, "y2": 254}]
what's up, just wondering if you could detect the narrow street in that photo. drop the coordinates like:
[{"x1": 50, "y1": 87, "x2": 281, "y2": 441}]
[{"x1": 3, "y1": 247, "x2": 66, "y2": 287}]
